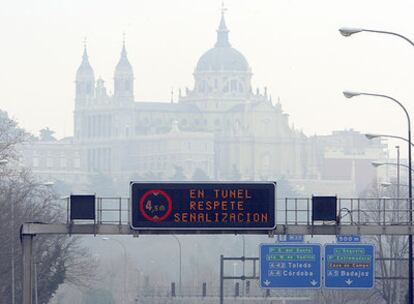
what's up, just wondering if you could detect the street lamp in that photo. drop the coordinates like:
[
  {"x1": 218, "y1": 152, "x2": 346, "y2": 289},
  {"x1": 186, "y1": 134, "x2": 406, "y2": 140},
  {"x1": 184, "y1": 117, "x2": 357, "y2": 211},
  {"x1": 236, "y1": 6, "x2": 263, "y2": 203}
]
[
  {"x1": 172, "y1": 235, "x2": 182, "y2": 296},
  {"x1": 339, "y1": 27, "x2": 363, "y2": 37},
  {"x1": 344, "y1": 90, "x2": 413, "y2": 303},
  {"x1": 365, "y1": 133, "x2": 414, "y2": 147},
  {"x1": 341, "y1": 29, "x2": 414, "y2": 301},
  {"x1": 339, "y1": 27, "x2": 414, "y2": 47},
  {"x1": 102, "y1": 237, "x2": 127, "y2": 304},
  {"x1": 371, "y1": 161, "x2": 414, "y2": 172}
]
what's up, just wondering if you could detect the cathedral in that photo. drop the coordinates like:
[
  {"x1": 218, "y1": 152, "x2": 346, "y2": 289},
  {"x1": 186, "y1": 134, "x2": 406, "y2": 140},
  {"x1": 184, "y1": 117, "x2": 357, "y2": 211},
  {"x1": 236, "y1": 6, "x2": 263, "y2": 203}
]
[
  {"x1": 20, "y1": 11, "x2": 385, "y2": 195},
  {"x1": 73, "y1": 11, "x2": 318, "y2": 182}
]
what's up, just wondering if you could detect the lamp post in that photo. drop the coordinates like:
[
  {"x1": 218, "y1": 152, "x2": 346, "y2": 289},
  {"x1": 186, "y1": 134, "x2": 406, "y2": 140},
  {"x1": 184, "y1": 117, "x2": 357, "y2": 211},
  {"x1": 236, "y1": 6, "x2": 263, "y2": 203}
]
[
  {"x1": 102, "y1": 237, "x2": 127, "y2": 304},
  {"x1": 397, "y1": 146, "x2": 401, "y2": 201},
  {"x1": 340, "y1": 29, "x2": 414, "y2": 302},
  {"x1": 339, "y1": 27, "x2": 414, "y2": 47},
  {"x1": 172, "y1": 235, "x2": 182, "y2": 296},
  {"x1": 343, "y1": 91, "x2": 413, "y2": 303},
  {"x1": 365, "y1": 133, "x2": 414, "y2": 147},
  {"x1": 371, "y1": 161, "x2": 414, "y2": 172}
]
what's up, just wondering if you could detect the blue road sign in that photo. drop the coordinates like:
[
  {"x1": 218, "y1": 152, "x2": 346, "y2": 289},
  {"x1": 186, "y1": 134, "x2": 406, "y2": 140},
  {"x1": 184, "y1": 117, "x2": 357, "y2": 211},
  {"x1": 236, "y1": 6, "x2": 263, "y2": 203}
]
[
  {"x1": 260, "y1": 244, "x2": 321, "y2": 288},
  {"x1": 324, "y1": 244, "x2": 375, "y2": 289},
  {"x1": 336, "y1": 235, "x2": 361, "y2": 243},
  {"x1": 130, "y1": 182, "x2": 276, "y2": 230},
  {"x1": 277, "y1": 234, "x2": 304, "y2": 243}
]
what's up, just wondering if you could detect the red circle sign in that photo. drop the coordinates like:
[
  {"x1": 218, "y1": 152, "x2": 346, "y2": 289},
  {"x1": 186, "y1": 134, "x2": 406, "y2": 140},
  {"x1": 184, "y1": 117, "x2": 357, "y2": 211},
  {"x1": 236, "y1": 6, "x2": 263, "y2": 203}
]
[{"x1": 139, "y1": 189, "x2": 173, "y2": 223}]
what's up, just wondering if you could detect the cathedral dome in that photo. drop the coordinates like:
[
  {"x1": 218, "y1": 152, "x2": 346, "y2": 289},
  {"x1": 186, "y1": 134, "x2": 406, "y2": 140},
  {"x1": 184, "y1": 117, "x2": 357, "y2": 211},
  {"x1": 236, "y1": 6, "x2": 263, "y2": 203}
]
[
  {"x1": 196, "y1": 47, "x2": 249, "y2": 72},
  {"x1": 195, "y1": 12, "x2": 250, "y2": 73}
]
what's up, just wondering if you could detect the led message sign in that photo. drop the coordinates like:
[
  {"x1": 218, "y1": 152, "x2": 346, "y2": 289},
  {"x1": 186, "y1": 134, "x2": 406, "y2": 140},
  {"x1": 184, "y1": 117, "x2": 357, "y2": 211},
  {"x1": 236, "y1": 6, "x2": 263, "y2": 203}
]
[{"x1": 130, "y1": 182, "x2": 276, "y2": 230}]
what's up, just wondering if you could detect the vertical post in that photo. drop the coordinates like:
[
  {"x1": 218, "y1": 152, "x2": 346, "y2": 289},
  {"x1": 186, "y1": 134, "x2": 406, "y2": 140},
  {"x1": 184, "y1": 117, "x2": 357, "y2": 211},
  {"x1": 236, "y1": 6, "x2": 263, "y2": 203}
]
[
  {"x1": 242, "y1": 235, "x2": 245, "y2": 297},
  {"x1": 397, "y1": 146, "x2": 400, "y2": 201},
  {"x1": 202, "y1": 282, "x2": 207, "y2": 297},
  {"x1": 178, "y1": 242, "x2": 182, "y2": 296},
  {"x1": 408, "y1": 123, "x2": 412, "y2": 304},
  {"x1": 171, "y1": 282, "x2": 176, "y2": 297},
  {"x1": 34, "y1": 262, "x2": 38, "y2": 304},
  {"x1": 119, "y1": 197, "x2": 122, "y2": 225},
  {"x1": 11, "y1": 198, "x2": 15, "y2": 304},
  {"x1": 172, "y1": 236, "x2": 182, "y2": 296},
  {"x1": 22, "y1": 234, "x2": 33, "y2": 304},
  {"x1": 294, "y1": 198, "x2": 298, "y2": 224},
  {"x1": 220, "y1": 255, "x2": 224, "y2": 304},
  {"x1": 234, "y1": 282, "x2": 239, "y2": 297},
  {"x1": 396, "y1": 145, "x2": 401, "y2": 304},
  {"x1": 285, "y1": 198, "x2": 288, "y2": 225}
]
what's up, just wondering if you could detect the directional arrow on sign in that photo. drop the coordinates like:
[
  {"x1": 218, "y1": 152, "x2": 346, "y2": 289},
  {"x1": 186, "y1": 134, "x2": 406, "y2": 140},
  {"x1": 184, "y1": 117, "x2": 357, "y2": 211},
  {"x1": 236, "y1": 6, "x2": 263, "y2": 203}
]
[
  {"x1": 263, "y1": 280, "x2": 271, "y2": 287},
  {"x1": 310, "y1": 280, "x2": 318, "y2": 286},
  {"x1": 345, "y1": 279, "x2": 353, "y2": 285}
]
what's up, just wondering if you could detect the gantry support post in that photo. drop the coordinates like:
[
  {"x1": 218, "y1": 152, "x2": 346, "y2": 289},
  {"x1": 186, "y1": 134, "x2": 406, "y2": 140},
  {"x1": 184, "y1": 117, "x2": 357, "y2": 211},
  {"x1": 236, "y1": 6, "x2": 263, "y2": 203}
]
[{"x1": 22, "y1": 234, "x2": 33, "y2": 304}]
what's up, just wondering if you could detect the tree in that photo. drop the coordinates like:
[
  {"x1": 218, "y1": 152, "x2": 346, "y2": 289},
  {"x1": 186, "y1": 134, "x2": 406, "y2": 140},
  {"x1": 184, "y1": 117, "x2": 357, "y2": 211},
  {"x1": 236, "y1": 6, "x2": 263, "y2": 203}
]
[
  {"x1": 360, "y1": 182, "x2": 408, "y2": 304},
  {"x1": 0, "y1": 111, "x2": 95, "y2": 303},
  {"x1": 39, "y1": 127, "x2": 57, "y2": 141},
  {"x1": 0, "y1": 110, "x2": 26, "y2": 161}
]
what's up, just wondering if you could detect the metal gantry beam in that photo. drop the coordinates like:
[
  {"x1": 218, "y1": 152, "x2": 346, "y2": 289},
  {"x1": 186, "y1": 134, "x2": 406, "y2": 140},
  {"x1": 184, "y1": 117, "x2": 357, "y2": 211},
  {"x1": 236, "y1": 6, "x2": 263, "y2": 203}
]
[
  {"x1": 20, "y1": 196, "x2": 414, "y2": 304},
  {"x1": 21, "y1": 222, "x2": 414, "y2": 236}
]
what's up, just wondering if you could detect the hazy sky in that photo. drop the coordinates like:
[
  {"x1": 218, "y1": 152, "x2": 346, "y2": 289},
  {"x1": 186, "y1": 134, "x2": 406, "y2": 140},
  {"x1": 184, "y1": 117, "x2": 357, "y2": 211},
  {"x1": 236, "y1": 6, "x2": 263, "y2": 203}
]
[{"x1": 2, "y1": 0, "x2": 414, "y2": 155}]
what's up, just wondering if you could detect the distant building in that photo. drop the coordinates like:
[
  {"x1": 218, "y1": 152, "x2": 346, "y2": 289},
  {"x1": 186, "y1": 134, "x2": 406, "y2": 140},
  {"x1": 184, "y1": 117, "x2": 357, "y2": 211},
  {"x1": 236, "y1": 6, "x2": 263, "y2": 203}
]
[
  {"x1": 19, "y1": 11, "x2": 386, "y2": 195},
  {"x1": 295, "y1": 130, "x2": 387, "y2": 196}
]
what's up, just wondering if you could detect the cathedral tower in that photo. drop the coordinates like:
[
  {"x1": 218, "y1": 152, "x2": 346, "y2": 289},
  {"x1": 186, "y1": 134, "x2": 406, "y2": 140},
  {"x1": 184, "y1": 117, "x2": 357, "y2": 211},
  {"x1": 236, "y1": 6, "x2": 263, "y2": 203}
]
[
  {"x1": 75, "y1": 44, "x2": 95, "y2": 106},
  {"x1": 114, "y1": 40, "x2": 134, "y2": 102}
]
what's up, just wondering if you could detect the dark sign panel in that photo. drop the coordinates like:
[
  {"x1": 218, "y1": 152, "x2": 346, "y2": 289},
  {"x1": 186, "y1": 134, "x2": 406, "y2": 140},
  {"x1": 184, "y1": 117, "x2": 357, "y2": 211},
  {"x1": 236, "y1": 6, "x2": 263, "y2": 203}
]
[
  {"x1": 70, "y1": 195, "x2": 96, "y2": 220},
  {"x1": 130, "y1": 182, "x2": 276, "y2": 230},
  {"x1": 312, "y1": 196, "x2": 337, "y2": 222}
]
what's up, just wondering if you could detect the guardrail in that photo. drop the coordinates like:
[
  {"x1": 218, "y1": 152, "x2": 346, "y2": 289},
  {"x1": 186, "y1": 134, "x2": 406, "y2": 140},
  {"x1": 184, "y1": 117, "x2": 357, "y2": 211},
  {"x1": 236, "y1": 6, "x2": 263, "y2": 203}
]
[{"x1": 61, "y1": 197, "x2": 412, "y2": 227}]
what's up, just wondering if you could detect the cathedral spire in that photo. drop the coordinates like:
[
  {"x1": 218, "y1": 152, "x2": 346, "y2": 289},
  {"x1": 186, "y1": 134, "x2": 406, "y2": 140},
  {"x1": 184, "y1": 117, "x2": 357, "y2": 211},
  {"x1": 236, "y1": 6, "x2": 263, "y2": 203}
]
[
  {"x1": 76, "y1": 38, "x2": 95, "y2": 105},
  {"x1": 121, "y1": 32, "x2": 127, "y2": 59},
  {"x1": 79, "y1": 38, "x2": 93, "y2": 70},
  {"x1": 76, "y1": 37, "x2": 94, "y2": 80},
  {"x1": 215, "y1": 3, "x2": 231, "y2": 47},
  {"x1": 114, "y1": 33, "x2": 134, "y2": 101}
]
